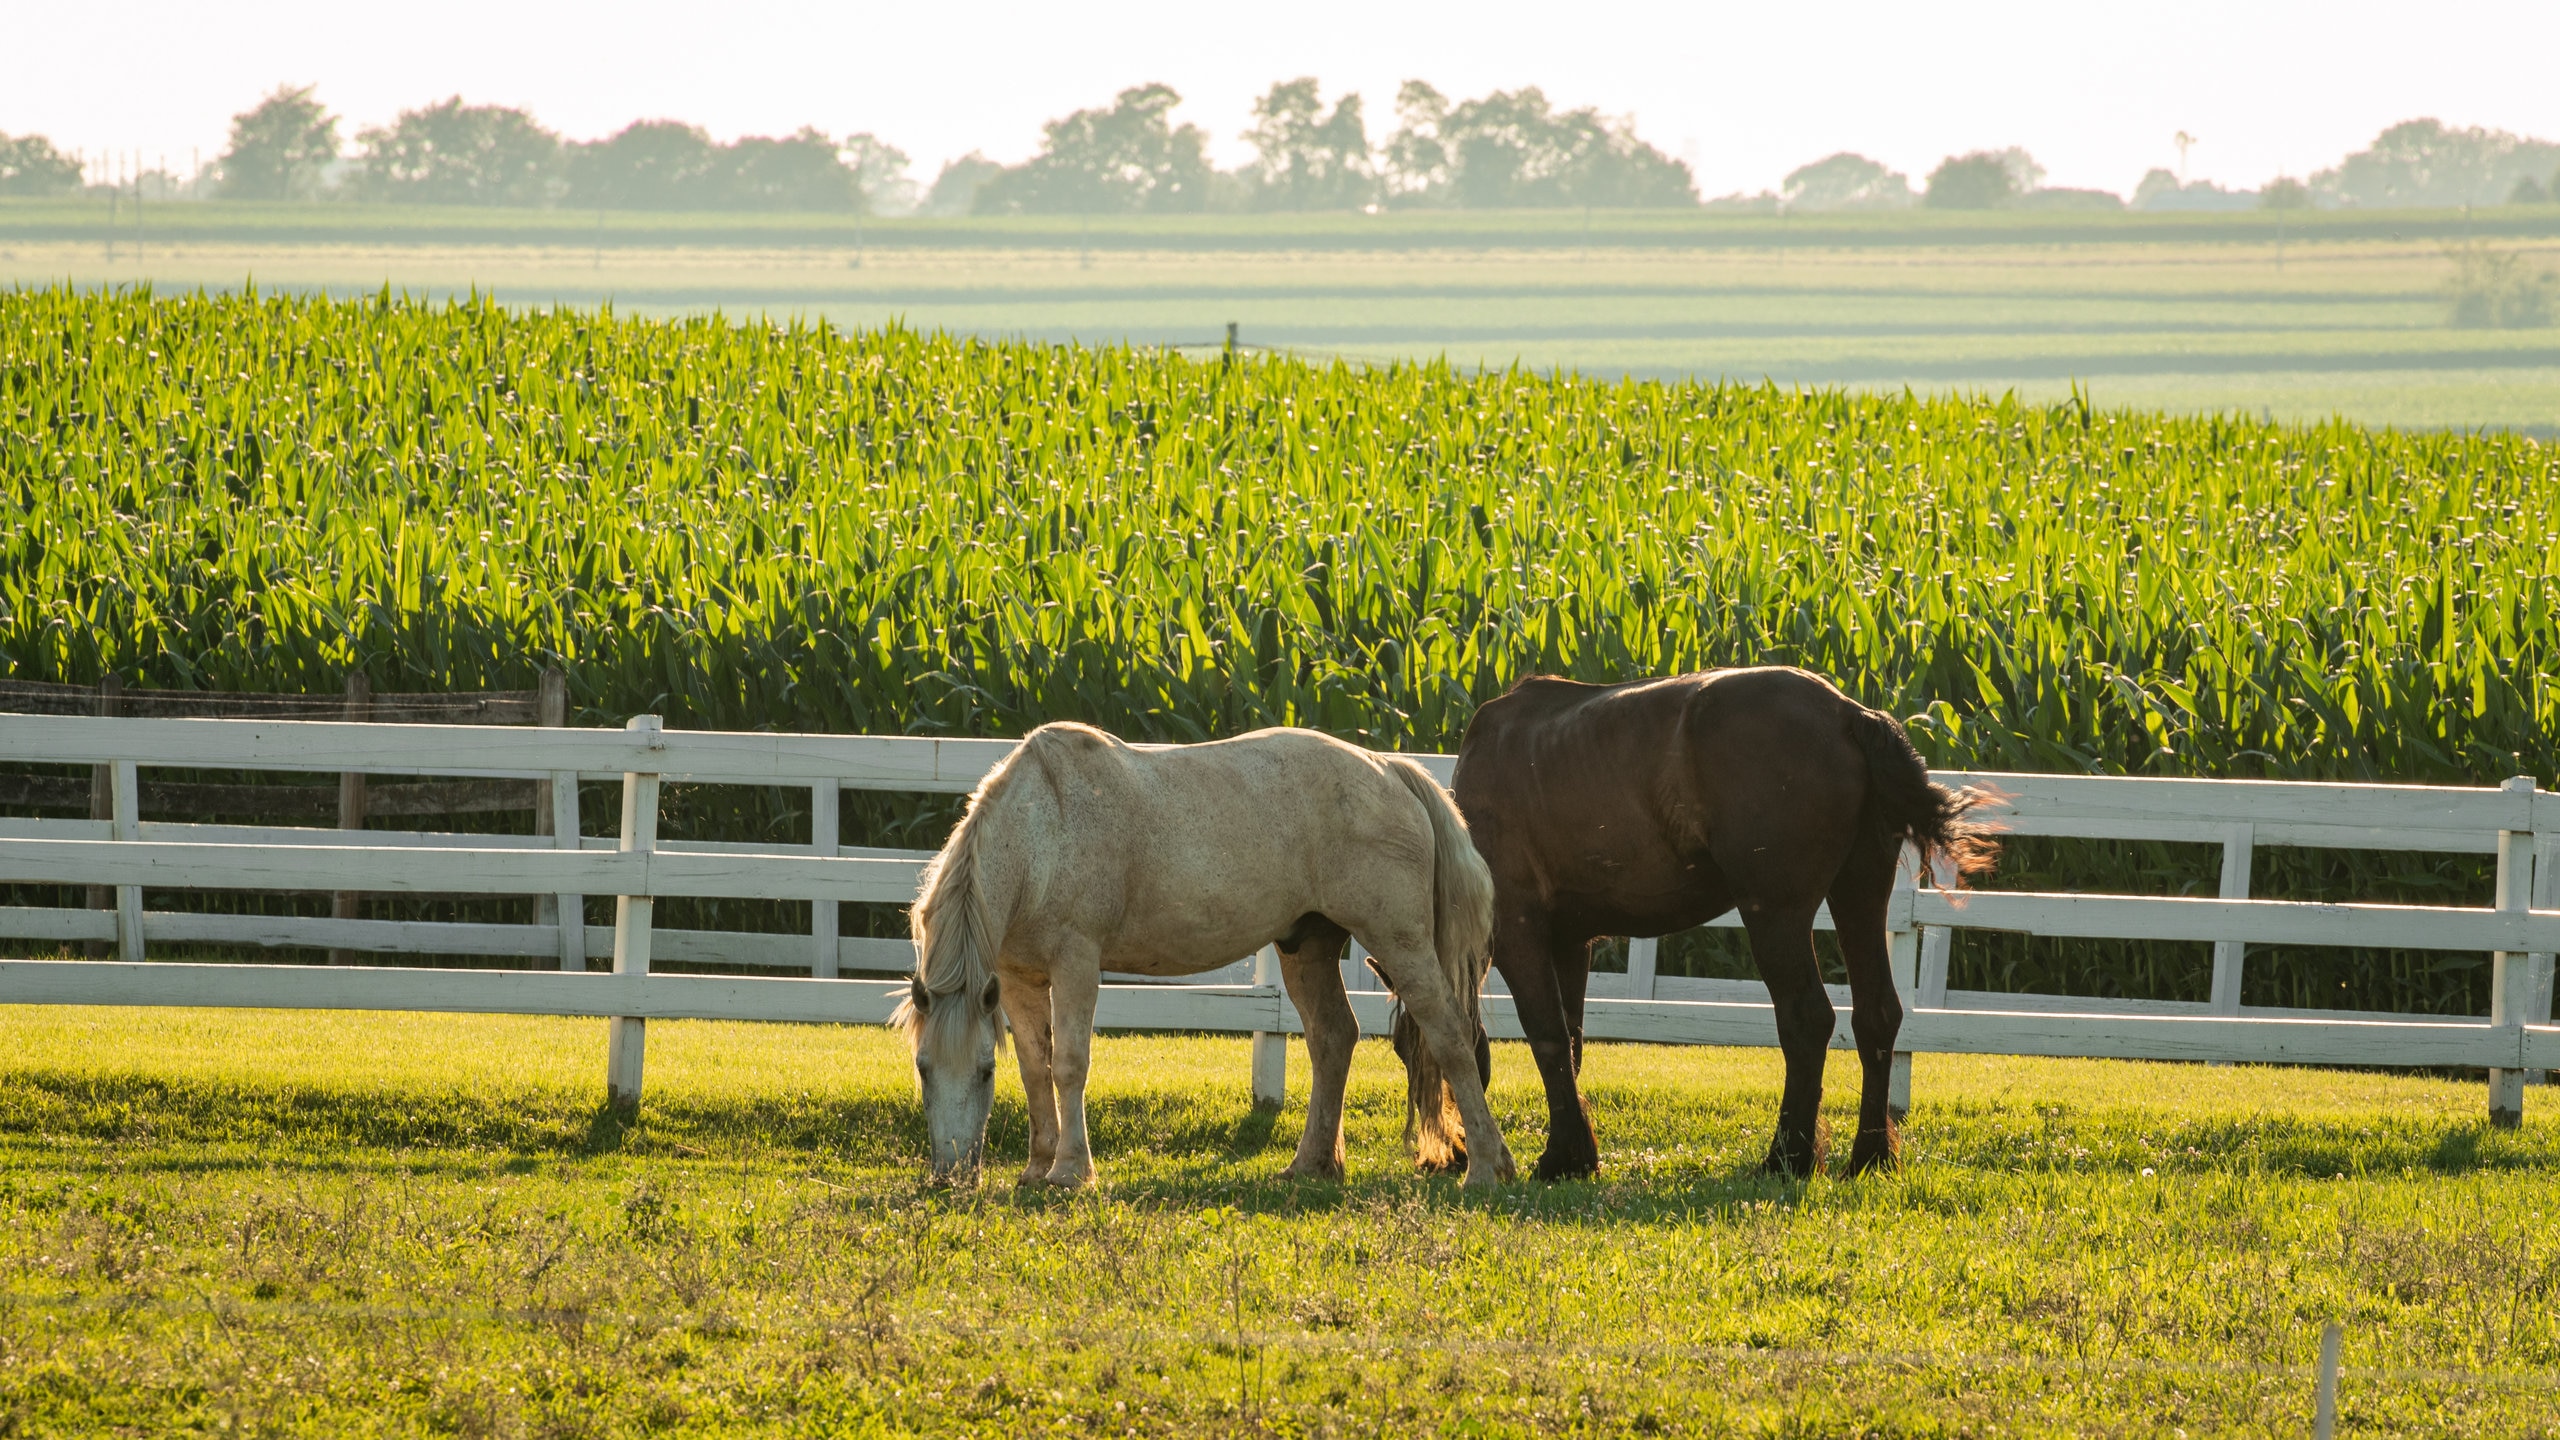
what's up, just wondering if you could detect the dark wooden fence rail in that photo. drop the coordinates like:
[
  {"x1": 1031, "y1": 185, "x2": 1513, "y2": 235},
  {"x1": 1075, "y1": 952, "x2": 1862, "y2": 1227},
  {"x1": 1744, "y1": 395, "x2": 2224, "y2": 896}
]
[{"x1": 0, "y1": 670, "x2": 568, "y2": 962}]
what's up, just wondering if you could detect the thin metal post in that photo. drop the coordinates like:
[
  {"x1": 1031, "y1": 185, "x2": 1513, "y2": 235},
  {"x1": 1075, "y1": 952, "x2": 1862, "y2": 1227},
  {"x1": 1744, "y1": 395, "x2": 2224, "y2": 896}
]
[
  {"x1": 1249, "y1": 943, "x2": 1285, "y2": 1108},
  {"x1": 328, "y1": 672, "x2": 370, "y2": 965},
  {"x1": 111, "y1": 760, "x2": 142, "y2": 961},
  {"x1": 606, "y1": 715, "x2": 662, "y2": 1115},
  {"x1": 810, "y1": 780, "x2": 840, "y2": 978},
  {"x1": 2488, "y1": 777, "x2": 2536, "y2": 1125}
]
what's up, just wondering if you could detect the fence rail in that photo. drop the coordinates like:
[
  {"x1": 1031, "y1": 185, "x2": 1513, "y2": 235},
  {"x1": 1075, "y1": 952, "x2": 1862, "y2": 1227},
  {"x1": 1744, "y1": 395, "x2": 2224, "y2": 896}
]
[{"x1": 0, "y1": 714, "x2": 2552, "y2": 1123}]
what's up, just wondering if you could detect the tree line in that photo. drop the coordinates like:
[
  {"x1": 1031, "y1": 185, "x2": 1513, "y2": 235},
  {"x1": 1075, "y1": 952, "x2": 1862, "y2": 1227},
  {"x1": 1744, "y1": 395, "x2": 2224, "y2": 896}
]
[{"x1": 7, "y1": 89, "x2": 2560, "y2": 216}]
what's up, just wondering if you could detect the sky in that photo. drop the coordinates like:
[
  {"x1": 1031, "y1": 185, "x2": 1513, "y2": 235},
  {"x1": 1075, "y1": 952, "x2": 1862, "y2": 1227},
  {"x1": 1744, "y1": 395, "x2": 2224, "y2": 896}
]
[{"x1": 9, "y1": 0, "x2": 2560, "y2": 198}]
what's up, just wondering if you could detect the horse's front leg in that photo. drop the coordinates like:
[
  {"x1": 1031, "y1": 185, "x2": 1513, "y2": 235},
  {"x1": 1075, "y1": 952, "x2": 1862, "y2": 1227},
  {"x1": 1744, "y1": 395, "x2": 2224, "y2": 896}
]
[
  {"x1": 996, "y1": 970, "x2": 1059, "y2": 1186},
  {"x1": 1042, "y1": 943, "x2": 1104, "y2": 1187}
]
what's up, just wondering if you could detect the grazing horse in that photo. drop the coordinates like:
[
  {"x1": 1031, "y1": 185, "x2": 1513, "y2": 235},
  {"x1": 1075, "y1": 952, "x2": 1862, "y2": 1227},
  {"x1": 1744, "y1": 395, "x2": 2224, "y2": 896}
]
[
  {"x1": 890, "y1": 722, "x2": 1515, "y2": 1190},
  {"x1": 1442, "y1": 668, "x2": 1995, "y2": 1181}
]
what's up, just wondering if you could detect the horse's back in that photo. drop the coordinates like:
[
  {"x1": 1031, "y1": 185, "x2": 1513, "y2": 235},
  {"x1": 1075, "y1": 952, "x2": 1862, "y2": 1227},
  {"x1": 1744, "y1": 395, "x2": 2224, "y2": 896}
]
[
  {"x1": 1006, "y1": 722, "x2": 1439, "y2": 972},
  {"x1": 1453, "y1": 668, "x2": 1872, "y2": 920}
]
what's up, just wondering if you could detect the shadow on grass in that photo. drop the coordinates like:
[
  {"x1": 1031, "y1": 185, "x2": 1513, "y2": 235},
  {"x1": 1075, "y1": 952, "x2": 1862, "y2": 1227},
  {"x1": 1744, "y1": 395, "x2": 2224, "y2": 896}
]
[{"x1": 4, "y1": 1071, "x2": 2554, "y2": 1205}]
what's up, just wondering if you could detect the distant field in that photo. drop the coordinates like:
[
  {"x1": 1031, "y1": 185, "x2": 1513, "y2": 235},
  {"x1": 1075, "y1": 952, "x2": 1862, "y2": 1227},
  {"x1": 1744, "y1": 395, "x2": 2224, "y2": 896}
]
[
  {"x1": 7, "y1": 200, "x2": 2560, "y2": 430},
  {"x1": 2, "y1": 1007, "x2": 2555, "y2": 1436}
]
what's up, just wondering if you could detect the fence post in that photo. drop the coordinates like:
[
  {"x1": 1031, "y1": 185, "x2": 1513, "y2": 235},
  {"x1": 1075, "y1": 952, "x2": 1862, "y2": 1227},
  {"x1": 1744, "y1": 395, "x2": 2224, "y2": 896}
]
[
  {"x1": 606, "y1": 715, "x2": 662, "y2": 1116},
  {"x1": 810, "y1": 780, "x2": 840, "y2": 979},
  {"x1": 111, "y1": 760, "x2": 142, "y2": 962},
  {"x1": 1626, "y1": 936, "x2": 1659, "y2": 1001},
  {"x1": 2488, "y1": 776, "x2": 2536, "y2": 1126},
  {"x1": 1886, "y1": 847, "x2": 1920, "y2": 1120},
  {"x1": 328, "y1": 672, "x2": 371, "y2": 966},
  {"x1": 1249, "y1": 944, "x2": 1285, "y2": 1108},
  {"x1": 2208, "y1": 822, "x2": 2254, "y2": 1015},
  {"x1": 2530, "y1": 825, "x2": 2557, "y2": 1086},
  {"x1": 532, "y1": 668, "x2": 582, "y2": 969},
  {"x1": 85, "y1": 675, "x2": 123, "y2": 959}
]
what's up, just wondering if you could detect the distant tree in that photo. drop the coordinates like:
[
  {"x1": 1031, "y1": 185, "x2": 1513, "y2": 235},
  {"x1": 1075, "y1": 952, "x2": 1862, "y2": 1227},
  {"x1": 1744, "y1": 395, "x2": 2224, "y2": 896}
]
[
  {"x1": 728, "y1": 127, "x2": 861, "y2": 211},
  {"x1": 842, "y1": 133, "x2": 918, "y2": 215},
  {"x1": 0, "y1": 133, "x2": 82, "y2": 196},
  {"x1": 2132, "y1": 168, "x2": 2250, "y2": 212},
  {"x1": 1781, "y1": 152, "x2": 1911, "y2": 211},
  {"x1": 918, "y1": 153, "x2": 1002, "y2": 216},
  {"x1": 2509, "y1": 174, "x2": 2551, "y2": 205},
  {"x1": 1923, "y1": 148, "x2": 2039, "y2": 210},
  {"x1": 2313, "y1": 118, "x2": 2560, "y2": 208},
  {"x1": 1381, "y1": 82, "x2": 1453, "y2": 205},
  {"x1": 352, "y1": 98, "x2": 561, "y2": 206},
  {"x1": 218, "y1": 85, "x2": 341, "y2": 200},
  {"x1": 2259, "y1": 176, "x2": 2312, "y2": 210},
  {"x1": 1241, "y1": 78, "x2": 1375, "y2": 211},
  {"x1": 1384, "y1": 83, "x2": 1694, "y2": 208},
  {"x1": 2445, "y1": 241, "x2": 2557, "y2": 328},
  {"x1": 974, "y1": 84, "x2": 1212, "y2": 214},
  {"x1": 567, "y1": 121, "x2": 726, "y2": 210}
]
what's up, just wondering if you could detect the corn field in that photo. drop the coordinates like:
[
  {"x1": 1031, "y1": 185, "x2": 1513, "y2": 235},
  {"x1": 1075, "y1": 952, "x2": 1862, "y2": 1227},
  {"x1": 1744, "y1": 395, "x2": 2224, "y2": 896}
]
[{"x1": 4, "y1": 286, "x2": 2556, "y2": 1012}]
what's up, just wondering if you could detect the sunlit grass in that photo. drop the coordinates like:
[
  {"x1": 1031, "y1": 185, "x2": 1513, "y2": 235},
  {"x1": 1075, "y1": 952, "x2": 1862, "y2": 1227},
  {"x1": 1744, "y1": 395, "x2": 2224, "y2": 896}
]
[{"x1": 1, "y1": 1006, "x2": 2555, "y2": 1435}]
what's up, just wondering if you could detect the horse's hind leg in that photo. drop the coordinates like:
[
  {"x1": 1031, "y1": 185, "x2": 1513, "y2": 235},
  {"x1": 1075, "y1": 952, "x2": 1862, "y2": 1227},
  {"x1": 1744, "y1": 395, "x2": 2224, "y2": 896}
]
[
  {"x1": 1366, "y1": 937, "x2": 1516, "y2": 1189},
  {"x1": 1495, "y1": 912, "x2": 1598, "y2": 1181},
  {"x1": 1743, "y1": 901, "x2": 1835, "y2": 1178},
  {"x1": 1040, "y1": 939, "x2": 1104, "y2": 1188},
  {"x1": 1826, "y1": 833, "x2": 1907, "y2": 1176},
  {"x1": 996, "y1": 970, "x2": 1059, "y2": 1186},
  {"x1": 1277, "y1": 920, "x2": 1355, "y2": 1181}
]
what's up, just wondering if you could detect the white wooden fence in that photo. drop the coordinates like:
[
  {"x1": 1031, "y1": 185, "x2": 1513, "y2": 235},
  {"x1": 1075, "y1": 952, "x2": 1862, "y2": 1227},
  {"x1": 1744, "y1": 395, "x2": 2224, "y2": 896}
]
[{"x1": 0, "y1": 714, "x2": 2554, "y2": 1123}]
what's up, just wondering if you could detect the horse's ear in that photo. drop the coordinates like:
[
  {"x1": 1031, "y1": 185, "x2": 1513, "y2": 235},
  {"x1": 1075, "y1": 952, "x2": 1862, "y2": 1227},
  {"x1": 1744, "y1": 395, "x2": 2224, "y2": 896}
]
[
  {"x1": 978, "y1": 975, "x2": 1002, "y2": 1013},
  {"x1": 908, "y1": 977, "x2": 929, "y2": 1012}
]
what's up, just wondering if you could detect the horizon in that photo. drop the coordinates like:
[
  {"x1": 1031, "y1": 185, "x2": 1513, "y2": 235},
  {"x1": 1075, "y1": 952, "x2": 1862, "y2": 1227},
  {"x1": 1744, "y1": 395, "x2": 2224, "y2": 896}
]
[{"x1": 8, "y1": 0, "x2": 2560, "y2": 202}]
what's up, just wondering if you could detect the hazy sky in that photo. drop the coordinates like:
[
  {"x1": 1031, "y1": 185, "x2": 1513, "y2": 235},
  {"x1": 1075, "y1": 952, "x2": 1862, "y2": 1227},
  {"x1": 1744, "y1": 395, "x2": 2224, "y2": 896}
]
[{"x1": 11, "y1": 0, "x2": 2560, "y2": 198}]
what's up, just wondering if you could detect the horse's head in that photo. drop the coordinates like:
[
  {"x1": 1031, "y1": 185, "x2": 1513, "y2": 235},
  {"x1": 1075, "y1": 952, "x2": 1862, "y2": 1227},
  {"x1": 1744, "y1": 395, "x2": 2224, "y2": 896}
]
[{"x1": 890, "y1": 972, "x2": 1004, "y2": 1184}]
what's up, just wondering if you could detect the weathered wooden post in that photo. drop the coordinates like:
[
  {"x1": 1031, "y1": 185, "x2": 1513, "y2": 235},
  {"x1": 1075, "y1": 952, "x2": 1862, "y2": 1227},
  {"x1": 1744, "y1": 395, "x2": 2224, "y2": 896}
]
[
  {"x1": 605, "y1": 714, "x2": 663, "y2": 1115},
  {"x1": 1625, "y1": 936, "x2": 1659, "y2": 1001},
  {"x1": 1886, "y1": 847, "x2": 1921, "y2": 1120},
  {"x1": 810, "y1": 779, "x2": 841, "y2": 978},
  {"x1": 2531, "y1": 822, "x2": 2557, "y2": 1086},
  {"x1": 328, "y1": 672, "x2": 371, "y2": 965},
  {"x1": 111, "y1": 760, "x2": 142, "y2": 962},
  {"x1": 2488, "y1": 776, "x2": 2537, "y2": 1125},
  {"x1": 530, "y1": 668, "x2": 584, "y2": 971},
  {"x1": 85, "y1": 675, "x2": 123, "y2": 958},
  {"x1": 1250, "y1": 944, "x2": 1285, "y2": 1108}
]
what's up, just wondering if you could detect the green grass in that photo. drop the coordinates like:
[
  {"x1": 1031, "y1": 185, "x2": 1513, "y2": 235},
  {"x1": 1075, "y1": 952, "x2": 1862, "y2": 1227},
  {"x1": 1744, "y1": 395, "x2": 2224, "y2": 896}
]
[{"x1": 2, "y1": 1006, "x2": 2556, "y2": 1436}]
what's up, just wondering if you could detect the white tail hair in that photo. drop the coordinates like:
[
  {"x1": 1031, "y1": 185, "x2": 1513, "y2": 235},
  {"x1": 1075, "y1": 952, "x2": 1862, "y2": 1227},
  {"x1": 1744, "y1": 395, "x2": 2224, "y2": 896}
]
[{"x1": 1384, "y1": 756, "x2": 1495, "y2": 1170}]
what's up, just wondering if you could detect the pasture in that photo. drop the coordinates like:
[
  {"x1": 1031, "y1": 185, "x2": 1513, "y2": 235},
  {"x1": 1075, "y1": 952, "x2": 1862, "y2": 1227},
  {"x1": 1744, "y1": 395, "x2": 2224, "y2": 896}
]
[
  {"x1": 7, "y1": 202, "x2": 2560, "y2": 430},
  {"x1": 3, "y1": 1007, "x2": 2558, "y2": 1437}
]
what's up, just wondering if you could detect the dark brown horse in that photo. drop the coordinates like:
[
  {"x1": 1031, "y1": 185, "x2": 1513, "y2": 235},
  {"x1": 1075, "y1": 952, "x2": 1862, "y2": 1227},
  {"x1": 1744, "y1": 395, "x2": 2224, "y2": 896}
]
[{"x1": 1439, "y1": 667, "x2": 1995, "y2": 1180}]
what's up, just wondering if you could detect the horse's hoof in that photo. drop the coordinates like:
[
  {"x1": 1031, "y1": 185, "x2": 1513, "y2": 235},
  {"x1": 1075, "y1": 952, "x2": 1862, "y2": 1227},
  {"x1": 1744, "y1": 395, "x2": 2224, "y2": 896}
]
[
  {"x1": 1533, "y1": 1144, "x2": 1599, "y2": 1183},
  {"x1": 1040, "y1": 1165, "x2": 1097, "y2": 1190},
  {"x1": 1842, "y1": 1129, "x2": 1900, "y2": 1177},
  {"x1": 1283, "y1": 1159, "x2": 1345, "y2": 1183},
  {"x1": 1759, "y1": 1143, "x2": 1818, "y2": 1179}
]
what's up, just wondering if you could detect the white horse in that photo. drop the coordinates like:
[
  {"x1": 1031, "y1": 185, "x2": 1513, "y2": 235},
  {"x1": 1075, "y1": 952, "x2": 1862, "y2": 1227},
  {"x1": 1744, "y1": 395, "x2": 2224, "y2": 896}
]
[{"x1": 889, "y1": 721, "x2": 1514, "y2": 1190}]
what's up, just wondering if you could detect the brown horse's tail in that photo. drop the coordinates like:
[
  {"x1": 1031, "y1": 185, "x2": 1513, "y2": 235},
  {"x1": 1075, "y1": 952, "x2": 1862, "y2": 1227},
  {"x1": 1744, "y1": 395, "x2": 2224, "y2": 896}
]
[
  {"x1": 1846, "y1": 706, "x2": 2001, "y2": 883},
  {"x1": 1384, "y1": 756, "x2": 1494, "y2": 1172}
]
